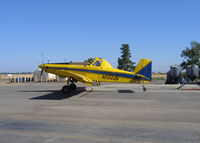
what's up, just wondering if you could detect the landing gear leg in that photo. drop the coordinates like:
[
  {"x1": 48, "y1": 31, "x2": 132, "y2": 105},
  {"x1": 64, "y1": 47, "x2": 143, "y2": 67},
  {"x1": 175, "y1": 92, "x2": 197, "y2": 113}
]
[
  {"x1": 62, "y1": 78, "x2": 77, "y2": 93},
  {"x1": 96, "y1": 81, "x2": 101, "y2": 86}
]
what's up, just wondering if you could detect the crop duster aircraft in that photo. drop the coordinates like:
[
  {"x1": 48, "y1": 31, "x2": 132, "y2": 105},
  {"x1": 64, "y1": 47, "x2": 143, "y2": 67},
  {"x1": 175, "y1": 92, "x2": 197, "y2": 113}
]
[{"x1": 39, "y1": 57, "x2": 152, "y2": 93}]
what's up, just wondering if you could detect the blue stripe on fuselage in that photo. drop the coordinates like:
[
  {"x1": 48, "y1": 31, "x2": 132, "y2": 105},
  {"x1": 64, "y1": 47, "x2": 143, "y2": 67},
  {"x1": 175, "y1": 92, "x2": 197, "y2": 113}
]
[{"x1": 47, "y1": 67, "x2": 139, "y2": 79}]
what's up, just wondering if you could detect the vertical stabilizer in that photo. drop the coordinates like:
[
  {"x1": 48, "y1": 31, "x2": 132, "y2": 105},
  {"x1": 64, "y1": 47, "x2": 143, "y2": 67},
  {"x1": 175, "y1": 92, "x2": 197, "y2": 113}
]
[{"x1": 134, "y1": 59, "x2": 152, "y2": 81}]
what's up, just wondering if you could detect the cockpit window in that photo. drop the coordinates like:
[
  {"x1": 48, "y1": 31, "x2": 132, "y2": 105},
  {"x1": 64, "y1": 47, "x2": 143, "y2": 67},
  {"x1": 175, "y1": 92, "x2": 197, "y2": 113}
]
[
  {"x1": 90, "y1": 59, "x2": 95, "y2": 64},
  {"x1": 87, "y1": 58, "x2": 96, "y2": 65},
  {"x1": 93, "y1": 60, "x2": 102, "y2": 67}
]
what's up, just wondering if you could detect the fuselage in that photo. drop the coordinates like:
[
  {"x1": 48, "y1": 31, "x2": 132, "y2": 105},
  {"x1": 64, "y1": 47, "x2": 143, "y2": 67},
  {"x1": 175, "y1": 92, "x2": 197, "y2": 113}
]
[{"x1": 39, "y1": 58, "x2": 140, "y2": 83}]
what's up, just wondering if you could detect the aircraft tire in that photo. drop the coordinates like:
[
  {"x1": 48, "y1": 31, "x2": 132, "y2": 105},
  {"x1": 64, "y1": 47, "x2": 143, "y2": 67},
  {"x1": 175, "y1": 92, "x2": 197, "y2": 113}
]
[
  {"x1": 69, "y1": 84, "x2": 77, "y2": 91},
  {"x1": 62, "y1": 86, "x2": 69, "y2": 93}
]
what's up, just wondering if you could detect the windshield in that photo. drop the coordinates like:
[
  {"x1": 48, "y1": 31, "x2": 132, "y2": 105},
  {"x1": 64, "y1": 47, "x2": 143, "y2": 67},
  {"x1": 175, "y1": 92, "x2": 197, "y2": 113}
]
[
  {"x1": 86, "y1": 58, "x2": 96, "y2": 65},
  {"x1": 93, "y1": 60, "x2": 102, "y2": 67}
]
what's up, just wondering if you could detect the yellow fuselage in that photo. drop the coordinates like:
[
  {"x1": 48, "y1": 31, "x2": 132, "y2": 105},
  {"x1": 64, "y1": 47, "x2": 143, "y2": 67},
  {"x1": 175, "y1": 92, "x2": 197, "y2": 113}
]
[
  {"x1": 40, "y1": 57, "x2": 151, "y2": 85},
  {"x1": 43, "y1": 64, "x2": 137, "y2": 83}
]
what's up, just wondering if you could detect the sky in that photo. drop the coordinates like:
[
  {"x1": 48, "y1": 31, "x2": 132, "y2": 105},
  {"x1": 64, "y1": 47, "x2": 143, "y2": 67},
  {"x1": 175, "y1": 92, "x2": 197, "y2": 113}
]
[{"x1": 0, "y1": 0, "x2": 200, "y2": 73}]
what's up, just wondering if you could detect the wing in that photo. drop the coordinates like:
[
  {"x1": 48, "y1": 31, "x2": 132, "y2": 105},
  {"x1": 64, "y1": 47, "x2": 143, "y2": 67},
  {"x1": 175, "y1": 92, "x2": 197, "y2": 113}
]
[{"x1": 58, "y1": 70, "x2": 94, "y2": 86}]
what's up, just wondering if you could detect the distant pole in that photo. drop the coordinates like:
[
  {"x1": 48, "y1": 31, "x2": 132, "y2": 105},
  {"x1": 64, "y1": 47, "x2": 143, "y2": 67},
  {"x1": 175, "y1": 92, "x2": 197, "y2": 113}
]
[
  {"x1": 37, "y1": 57, "x2": 41, "y2": 66},
  {"x1": 41, "y1": 54, "x2": 44, "y2": 64},
  {"x1": 64, "y1": 57, "x2": 67, "y2": 63},
  {"x1": 47, "y1": 57, "x2": 50, "y2": 63}
]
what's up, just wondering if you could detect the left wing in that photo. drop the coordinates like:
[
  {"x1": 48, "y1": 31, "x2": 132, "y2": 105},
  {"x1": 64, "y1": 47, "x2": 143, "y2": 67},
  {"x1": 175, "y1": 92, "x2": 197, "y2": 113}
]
[{"x1": 58, "y1": 70, "x2": 94, "y2": 86}]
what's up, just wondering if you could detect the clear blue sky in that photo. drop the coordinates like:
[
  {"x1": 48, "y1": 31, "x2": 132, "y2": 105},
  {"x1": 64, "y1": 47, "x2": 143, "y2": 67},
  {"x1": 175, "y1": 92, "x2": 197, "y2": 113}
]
[{"x1": 0, "y1": 0, "x2": 200, "y2": 73}]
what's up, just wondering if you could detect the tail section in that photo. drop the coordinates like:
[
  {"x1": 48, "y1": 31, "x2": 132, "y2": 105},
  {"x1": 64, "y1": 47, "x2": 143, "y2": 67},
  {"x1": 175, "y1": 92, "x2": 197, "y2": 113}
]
[{"x1": 134, "y1": 59, "x2": 152, "y2": 81}]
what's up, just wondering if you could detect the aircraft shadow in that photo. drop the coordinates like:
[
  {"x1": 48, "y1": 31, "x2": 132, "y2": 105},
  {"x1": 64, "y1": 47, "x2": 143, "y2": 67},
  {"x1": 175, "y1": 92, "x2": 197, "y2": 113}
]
[
  {"x1": 28, "y1": 87, "x2": 86, "y2": 100},
  {"x1": 90, "y1": 89, "x2": 135, "y2": 93},
  {"x1": 118, "y1": 90, "x2": 135, "y2": 93}
]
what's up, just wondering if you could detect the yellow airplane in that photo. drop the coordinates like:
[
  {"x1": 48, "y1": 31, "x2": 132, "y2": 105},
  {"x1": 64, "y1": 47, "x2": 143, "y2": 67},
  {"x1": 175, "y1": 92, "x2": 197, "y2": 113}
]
[{"x1": 39, "y1": 57, "x2": 152, "y2": 93}]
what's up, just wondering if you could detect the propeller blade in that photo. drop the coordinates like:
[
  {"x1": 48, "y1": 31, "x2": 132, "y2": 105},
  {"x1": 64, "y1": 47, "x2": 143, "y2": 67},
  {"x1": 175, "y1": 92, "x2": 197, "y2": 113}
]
[{"x1": 40, "y1": 69, "x2": 44, "y2": 81}]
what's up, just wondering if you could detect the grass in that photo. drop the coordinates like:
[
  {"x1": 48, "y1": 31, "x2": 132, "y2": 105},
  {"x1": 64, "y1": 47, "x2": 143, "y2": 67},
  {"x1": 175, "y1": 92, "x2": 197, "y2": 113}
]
[{"x1": 152, "y1": 77, "x2": 166, "y2": 80}]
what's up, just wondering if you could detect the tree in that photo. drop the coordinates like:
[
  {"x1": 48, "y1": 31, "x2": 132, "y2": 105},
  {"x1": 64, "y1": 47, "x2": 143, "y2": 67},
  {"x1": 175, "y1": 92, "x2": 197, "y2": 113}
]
[
  {"x1": 181, "y1": 41, "x2": 200, "y2": 69},
  {"x1": 84, "y1": 57, "x2": 95, "y2": 64},
  {"x1": 117, "y1": 44, "x2": 135, "y2": 71}
]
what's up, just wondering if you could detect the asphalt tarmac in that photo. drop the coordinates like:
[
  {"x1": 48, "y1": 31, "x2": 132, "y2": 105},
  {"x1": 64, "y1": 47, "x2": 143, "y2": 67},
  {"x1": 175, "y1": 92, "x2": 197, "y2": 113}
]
[{"x1": 0, "y1": 82, "x2": 200, "y2": 143}]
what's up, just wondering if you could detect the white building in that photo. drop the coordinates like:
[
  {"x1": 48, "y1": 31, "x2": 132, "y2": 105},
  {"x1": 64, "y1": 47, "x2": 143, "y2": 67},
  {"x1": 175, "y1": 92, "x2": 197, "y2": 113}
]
[
  {"x1": 33, "y1": 69, "x2": 57, "y2": 82},
  {"x1": 56, "y1": 75, "x2": 68, "y2": 82}
]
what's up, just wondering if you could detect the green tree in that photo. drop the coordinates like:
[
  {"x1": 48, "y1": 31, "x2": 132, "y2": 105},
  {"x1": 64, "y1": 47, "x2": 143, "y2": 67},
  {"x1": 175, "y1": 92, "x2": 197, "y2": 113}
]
[
  {"x1": 181, "y1": 41, "x2": 200, "y2": 69},
  {"x1": 84, "y1": 57, "x2": 95, "y2": 64},
  {"x1": 117, "y1": 44, "x2": 135, "y2": 71}
]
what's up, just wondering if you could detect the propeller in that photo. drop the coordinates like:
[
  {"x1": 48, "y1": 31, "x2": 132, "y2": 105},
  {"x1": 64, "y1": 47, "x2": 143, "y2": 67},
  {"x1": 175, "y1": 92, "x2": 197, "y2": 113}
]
[
  {"x1": 41, "y1": 68, "x2": 44, "y2": 75},
  {"x1": 39, "y1": 64, "x2": 45, "y2": 82},
  {"x1": 40, "y1": 69, "x2": 44, "y2": 80}
]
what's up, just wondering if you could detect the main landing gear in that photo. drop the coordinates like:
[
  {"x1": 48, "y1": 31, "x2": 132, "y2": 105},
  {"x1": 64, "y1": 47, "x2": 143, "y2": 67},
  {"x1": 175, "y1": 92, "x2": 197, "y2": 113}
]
[{"x1": 62, "y1": 77, "x2": 77, "y2": 93}]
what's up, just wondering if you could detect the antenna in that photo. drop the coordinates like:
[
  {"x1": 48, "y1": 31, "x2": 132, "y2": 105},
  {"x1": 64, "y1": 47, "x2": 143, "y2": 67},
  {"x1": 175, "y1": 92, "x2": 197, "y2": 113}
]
[
  {"x1": 41, "y1": 53, "x2": 44, "y2": 64},
  {"x1": 37, "y1": 57, "x2": 41, "y2": 66}
]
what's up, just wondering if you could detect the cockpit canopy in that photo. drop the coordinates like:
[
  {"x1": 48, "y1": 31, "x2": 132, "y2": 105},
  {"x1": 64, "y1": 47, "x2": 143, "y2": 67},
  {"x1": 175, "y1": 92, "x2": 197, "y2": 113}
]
[
  {"x1": 93, "y1": 60, "x2": 102, "y2": 67},
  {"x1": 89, "y1": 57, "x2": 112, "y2": 69}
]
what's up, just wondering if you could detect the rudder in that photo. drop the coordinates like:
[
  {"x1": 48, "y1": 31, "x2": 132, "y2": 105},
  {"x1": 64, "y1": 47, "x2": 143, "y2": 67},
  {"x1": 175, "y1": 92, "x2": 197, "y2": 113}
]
[{"x1": 133, "y1": 59, "x2": 152, "y2": 81}]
